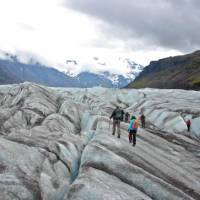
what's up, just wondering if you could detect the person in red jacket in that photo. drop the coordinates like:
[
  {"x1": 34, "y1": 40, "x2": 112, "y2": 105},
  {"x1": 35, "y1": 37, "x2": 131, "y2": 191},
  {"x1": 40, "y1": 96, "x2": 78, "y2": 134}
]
[{"x1": 186, "y1": 119, "x2": 191, "y2": 132}]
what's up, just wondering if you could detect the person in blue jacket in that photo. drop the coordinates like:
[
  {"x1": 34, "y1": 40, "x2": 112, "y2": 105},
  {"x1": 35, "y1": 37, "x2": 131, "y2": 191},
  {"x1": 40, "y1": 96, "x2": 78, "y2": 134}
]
[{"x1": 128, "y1": 116, "x2": 139, "y2": 146}]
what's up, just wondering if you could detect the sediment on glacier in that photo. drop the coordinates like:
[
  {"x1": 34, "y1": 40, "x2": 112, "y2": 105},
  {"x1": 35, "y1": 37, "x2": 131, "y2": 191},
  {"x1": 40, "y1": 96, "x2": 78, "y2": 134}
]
[{"x1": 0, "y1": 82, "x2": 199, "y2": 200}]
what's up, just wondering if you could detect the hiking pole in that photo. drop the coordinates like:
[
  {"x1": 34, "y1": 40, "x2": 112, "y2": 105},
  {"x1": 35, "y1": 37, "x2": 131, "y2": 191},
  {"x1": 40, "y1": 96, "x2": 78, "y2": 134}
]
[{"x1": 109, "y1": 118, "x2": 111, "y2": 130}]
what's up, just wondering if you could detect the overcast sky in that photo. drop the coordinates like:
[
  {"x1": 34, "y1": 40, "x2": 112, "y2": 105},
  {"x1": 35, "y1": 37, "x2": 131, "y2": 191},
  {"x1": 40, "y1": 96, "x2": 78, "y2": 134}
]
[{"x1": 0, "y1": 0, "x2": 200, "y2": 74}]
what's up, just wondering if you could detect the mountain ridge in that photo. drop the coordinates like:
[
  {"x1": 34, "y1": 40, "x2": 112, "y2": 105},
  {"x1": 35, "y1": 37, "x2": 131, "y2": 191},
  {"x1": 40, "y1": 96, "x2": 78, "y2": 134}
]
[{"x1": 127, "y1": 50, "x2": 200, "y2": 90}]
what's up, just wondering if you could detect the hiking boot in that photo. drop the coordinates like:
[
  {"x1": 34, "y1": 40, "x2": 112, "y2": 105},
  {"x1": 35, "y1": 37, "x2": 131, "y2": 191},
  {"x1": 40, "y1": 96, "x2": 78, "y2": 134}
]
[
  {"x1": 117, "y1": 135, "x2": 120, "y2": 138},
  {"x1": 132, "y1": 143, "x2": 136, "y2": 147},
  {"x1": 112, "y1": 133, "x2": 115, "y2": 135}
]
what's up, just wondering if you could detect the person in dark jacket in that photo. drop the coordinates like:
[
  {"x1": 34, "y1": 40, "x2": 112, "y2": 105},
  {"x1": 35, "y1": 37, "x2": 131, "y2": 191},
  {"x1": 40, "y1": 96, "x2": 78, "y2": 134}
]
[
  {"x1": 125, "y1": 112, "x2": 130, "y2": 123},
  {"x1": 140, "y1": 113, "x2": 146, "y2": 128},
  {"x1": 110, "y1": 106, "x2": 124, "y2": 138}
]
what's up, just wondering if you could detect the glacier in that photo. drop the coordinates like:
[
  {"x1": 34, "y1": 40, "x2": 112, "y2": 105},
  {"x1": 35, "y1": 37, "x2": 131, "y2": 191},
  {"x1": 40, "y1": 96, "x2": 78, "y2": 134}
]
[{"x1": 0, "y1": 82, "x2": 199, "y2": 200}]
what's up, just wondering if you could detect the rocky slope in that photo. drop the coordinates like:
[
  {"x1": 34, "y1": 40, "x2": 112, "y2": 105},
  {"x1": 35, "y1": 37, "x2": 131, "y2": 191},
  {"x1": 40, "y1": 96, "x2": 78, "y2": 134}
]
[
  {"x1": 127, "y1": 50, "x2": 200, "y2": 90},
  {"x1": 0, "y1": 83, "x2": 200, "y2": 200}
]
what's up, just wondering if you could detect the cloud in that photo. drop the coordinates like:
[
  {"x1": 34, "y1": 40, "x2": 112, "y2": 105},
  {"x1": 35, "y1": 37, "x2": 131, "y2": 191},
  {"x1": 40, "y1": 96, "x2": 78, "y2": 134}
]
[
  {"x1": 64, "y1": 57, "x2": 140, "y2": 76},
  {"x1": 18, "y1": 23, "x2": 35, "y2": 31},
  {"x1": 0, "y1": 0, "x2": 193, "y2": 75},
  {"x1": 65, "y1": 0, "x2": 200, "y2": 52}
]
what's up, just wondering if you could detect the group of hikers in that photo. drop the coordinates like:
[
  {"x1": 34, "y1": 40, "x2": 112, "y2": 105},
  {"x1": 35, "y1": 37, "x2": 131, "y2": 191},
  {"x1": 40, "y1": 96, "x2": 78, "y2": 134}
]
[
  {"x1": 110, "y1": 106, "x2": 192, "y2": 147},
  {"x1": 110, "y1": 106, "x2": 145, "y2": 146}
]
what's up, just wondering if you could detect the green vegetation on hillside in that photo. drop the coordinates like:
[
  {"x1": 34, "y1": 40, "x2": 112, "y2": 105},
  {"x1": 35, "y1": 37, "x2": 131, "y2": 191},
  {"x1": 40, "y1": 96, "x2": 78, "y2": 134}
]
[{"x1": 128, "y1": 50, "x2": 200, "y2": 90}]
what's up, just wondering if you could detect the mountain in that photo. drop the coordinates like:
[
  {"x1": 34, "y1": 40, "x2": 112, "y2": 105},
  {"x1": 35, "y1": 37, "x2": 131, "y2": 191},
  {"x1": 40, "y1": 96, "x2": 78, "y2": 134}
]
[
  {"x1": 65, "y1": 57, "x2": 143, "y2": 88},
  {"x1": 74, "y1": 71, "x2": 133, "y2": 88},
  {"x1": 127, "y1": 50, "x2": 200, "y2": 90},
  {"x1": 0, "y1": 66, "x2": 20, "y2": 84},
  {"x1": 0, "y1": 54, "x2": 79, "y2": 87},
  {"x1": 75, "y1": 71, "x2": 114, "y2": 88},
  {"x1": 0, "y1": 82, "x2": 199, "y2": 199},
  {"x1": 0, "y1": 53, "x2": 143, "y2": 88}
]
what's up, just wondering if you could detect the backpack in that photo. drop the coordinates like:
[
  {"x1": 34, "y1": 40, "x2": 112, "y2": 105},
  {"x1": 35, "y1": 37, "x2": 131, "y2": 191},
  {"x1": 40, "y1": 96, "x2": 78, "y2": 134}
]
[
  {"x1": 115, "y1": 109, "x2": 122, "y2": 120},
  {"x1": 132, "y1": 119, "x2": 138, "y2": 129},
  {"x1": 186, "y1": 120, "x2": 191, "y2": 125}
]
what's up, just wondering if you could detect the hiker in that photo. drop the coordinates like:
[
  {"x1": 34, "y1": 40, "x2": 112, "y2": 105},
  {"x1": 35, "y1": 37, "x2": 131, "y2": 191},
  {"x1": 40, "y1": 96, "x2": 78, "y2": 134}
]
[
  {"x1": 124, "y1": 112, "x2": 130, "y2": 123},
  {"x1": 128, "y1": 116, "x2": 139, "y2": 146},
  {"x1": 110, "y1": 106, "x2": 124, "y2": 138},
  {"x1": 186, "y1": 119, "x2": 191, "y2": 132},
  {"x1": 140, "y1": 113, "x2": 146, "y2": 128}
]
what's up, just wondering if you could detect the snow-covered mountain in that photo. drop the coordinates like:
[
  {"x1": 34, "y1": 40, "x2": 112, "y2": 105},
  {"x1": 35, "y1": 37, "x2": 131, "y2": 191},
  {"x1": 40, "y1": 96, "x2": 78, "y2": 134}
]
[
  {"x1": 65, "y1": 57, "x2": 143, "y2": 88},
  {"x1": 0, "y1": 51, "x2": 143, "y2": 88}
]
